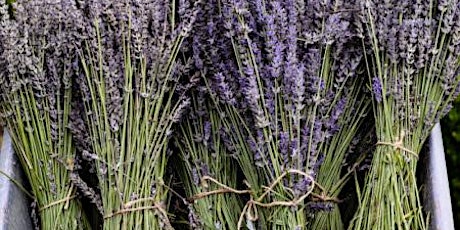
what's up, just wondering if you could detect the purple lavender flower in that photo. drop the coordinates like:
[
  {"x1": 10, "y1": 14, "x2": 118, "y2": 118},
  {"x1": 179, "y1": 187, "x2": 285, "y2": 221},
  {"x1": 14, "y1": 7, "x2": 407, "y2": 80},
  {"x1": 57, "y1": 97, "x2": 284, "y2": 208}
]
[
  {"x1": 213, "y1": 72, "x2": 236, "y2": 105},
  {"x1": 372, "y1": 77, "x2": 383, "y2": 103},
  {"x1": 325, "y1": 97, "x2": 347, "y2": 134},
  {"x1": 307, "y1": 201, "x2": 335, "y2": 212},
  {"x1": 203, "y1": 121, "x2": 212, "y2": 145},
  {"x1": 279, "y1": 131, "x2": 289, "y2": 167},
  {"x1": 293, "y1": 175, "x2": 312, "y2": 196},
  {"x1": 187, "y1": 205, "x2": 202, "y2": 229},
  {"x1": 192, "y1": 167, "x2": 200, "y2": 186}
]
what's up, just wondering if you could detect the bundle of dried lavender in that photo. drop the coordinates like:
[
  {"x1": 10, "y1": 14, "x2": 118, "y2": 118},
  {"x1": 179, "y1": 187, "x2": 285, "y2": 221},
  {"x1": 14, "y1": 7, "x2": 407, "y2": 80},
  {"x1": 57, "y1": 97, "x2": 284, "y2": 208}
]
[
  {"x1": 0, "y1": 0, "x2": 90, "y2": 229},
  {"x1": 310, "y1": 82, "x2": 370, "y2": 230},
  {"x1": 174, "y1": 89, "x2": 243, "y2": 229},
  {"x1": 75, "y1": 0, "x2": 198, "y2": 229},
  {"x1": 188, "y1": 0, "x2": 370, "y2": 228},
  {"x1": 349, "y1": 0, "x2": 460, "y2": 229}
]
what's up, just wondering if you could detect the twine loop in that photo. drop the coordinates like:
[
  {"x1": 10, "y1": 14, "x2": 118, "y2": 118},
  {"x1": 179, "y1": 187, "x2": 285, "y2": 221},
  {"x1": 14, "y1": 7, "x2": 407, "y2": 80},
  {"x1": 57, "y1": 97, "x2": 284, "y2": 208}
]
[
  {"x1": 103, "y1": 197, "x2": 173, "y2": 229},
  {"x1": 376, "y1": 130, "x2": 418, "y2": 159},
  {"x1": 376, "y1": 141, "x2": 418, "y2": 158},
  {"x1": 39, "y1": 185, "x2": 76, "y2": 212},
  {"x1": 39, "y1": 196, "x2": 77, "y2": 212},
  {"x1": 189, "y1": 169, "x2": 337, "y2": 230}
]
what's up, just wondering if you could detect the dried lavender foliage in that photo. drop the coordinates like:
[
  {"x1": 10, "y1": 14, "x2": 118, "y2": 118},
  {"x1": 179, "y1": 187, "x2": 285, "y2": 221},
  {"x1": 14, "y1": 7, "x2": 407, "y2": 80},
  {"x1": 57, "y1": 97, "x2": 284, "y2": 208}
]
[
  {"x1": 174, "y1": 89, "x2": 243, "y2": 230},
  {"x1": 75, "y1": 0, "x2": 199, "y2": 229},
  {"x1": 187, "y1": 0, "x2": 370, "y2": 228},
  {"x1": 0, "y1": 0, "x2": 90, "y2": 229},
  {"x1": 350, "y1": 0, "x2": 460, "y2": 229}
]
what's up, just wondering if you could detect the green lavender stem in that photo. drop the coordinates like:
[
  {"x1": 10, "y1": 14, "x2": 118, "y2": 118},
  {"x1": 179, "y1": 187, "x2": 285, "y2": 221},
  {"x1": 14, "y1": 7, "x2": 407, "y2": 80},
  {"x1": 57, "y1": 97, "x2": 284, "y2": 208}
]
[
  {"x1": 349, "y1": 145, "x2": 426, "y2": 230},
  {"x1": 176, "y1": 98, "x2": 243, "y2": 229},
  {"x1": 2, "y1": 85, "x2": 91, "y2": 230}
]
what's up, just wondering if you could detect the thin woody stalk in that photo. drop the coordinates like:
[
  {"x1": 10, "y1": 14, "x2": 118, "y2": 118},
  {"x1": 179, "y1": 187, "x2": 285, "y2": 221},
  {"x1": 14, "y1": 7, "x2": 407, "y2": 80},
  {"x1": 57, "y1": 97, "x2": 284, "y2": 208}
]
[
  {"x1": 77, "y1": 1, "x2": 197, "y2": 229},
  {"x1": 175, "y1": 93, "x2": 243, "y2": 229},
  {"x1": 199, "y1": 0, "x2": 368, "y2": 228},
  {"x1": 351, "y1": 145, "x2": 424, "y2": 229},
  {"x1": 311, "y1": 79, "x2": 371, "y2": 230},
  {"x1": 349, "y1": 1, "x2": 460, "y2": 229},
  {"x1": 0, "y1": 1, "x2": 90, "y2": 229},
  {"x1": 3, "y1": 84, "x2": 91, "y2": 230}
]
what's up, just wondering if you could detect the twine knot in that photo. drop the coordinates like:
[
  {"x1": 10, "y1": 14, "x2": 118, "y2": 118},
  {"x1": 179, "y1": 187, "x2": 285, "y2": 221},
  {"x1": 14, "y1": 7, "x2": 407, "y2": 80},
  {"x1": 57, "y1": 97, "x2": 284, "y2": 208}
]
[{"x1": 188, "y1": 169, "x2": 337, "y2": 230}]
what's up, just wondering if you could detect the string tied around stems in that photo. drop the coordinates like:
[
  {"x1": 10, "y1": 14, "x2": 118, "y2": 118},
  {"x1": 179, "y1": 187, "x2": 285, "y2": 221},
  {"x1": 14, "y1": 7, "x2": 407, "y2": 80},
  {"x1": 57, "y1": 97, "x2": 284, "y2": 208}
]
[
  {"x1": 103, "y1": 197, "x2": 174, "y2": 230},
  {"x1": 376, "y1": 130, "x2": 418, "y2": 159},
  {"x1": 188, "y1": 169, "x2": 338, "y2": 230},
  {"x1": 39, "y1": 185, "x2": 76, "y2": 212}
]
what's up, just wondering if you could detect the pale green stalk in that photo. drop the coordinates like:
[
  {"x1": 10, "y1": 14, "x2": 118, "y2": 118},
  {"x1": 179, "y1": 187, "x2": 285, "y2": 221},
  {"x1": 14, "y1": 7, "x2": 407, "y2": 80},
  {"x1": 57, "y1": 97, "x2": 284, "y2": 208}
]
[
  {"x1": 349, "y1": 1, "x2": 460, "y2": 229},
  {"x1": 311, "y1": 79, "x2": 371, "y2": 230},
  {"x1": 0, "y1": 7, "x2": 90, "y2": 227},
  {"x1": 175, "y1": 96, "x2": 243, "y2": 229},
  {"x1": 79, "y1": 14, "x2": 185, "y2": 230},
  {"x1": 215, "y1": 0, "x2": 368, "y2": 228},
  {"x1": 0, "y1": 69, "x2": 91, "y2": 230}
]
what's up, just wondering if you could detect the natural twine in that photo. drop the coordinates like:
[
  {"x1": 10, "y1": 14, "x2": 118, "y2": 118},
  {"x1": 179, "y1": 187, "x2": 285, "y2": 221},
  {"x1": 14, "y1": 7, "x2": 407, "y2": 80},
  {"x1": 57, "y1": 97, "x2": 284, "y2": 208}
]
[
  {"x1": 103, "y1": 197, "x2": 173, "y2": 230},
  {"x1": 376, "y1": 131, "x2": 418, "y2": 159},
  {"x1": 376, "y1": 141, "x2": 418, "y2": 158},
  {"x1": 38, "y1": 196, "x2": 77, "y2": 212},
  {"x1": 39, "y1": 185, "x2": 76, "y2": 212},
  {"x1": 189, "y1": 169, "x2": 337, "y2": 230}
]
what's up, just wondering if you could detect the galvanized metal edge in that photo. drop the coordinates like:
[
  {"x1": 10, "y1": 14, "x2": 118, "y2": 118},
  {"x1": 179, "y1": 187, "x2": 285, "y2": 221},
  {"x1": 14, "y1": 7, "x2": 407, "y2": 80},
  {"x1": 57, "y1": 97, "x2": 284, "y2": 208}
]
[
  {"x1": 426, "y1": 123, "x2": 455, "y2": 230},
  {"x1": 0, "y1": 129, "x2": 33, "y2": 230}
]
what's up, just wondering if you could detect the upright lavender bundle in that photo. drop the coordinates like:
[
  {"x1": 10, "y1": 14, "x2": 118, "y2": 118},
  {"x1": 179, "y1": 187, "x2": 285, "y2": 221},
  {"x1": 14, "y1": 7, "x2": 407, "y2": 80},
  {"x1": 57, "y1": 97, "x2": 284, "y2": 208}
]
[
  {"x1": 75, "y1": 0, "x2": 198, "y2": 229},
  {"x1": 310, "y1": 84, "x2": 370, "y2": 230},
  {"x1": 349, "y1": 0, "x2": 460, "y2": 229},
  {"x1": 174, "y1": 89, "x2": 243, "y2": 229},
  {"x1": 187, "y1": 0, "x2": 370, "y2": 228},
  {"x1": 0, "y1": 0, "x2": 90, "y2": 229}
]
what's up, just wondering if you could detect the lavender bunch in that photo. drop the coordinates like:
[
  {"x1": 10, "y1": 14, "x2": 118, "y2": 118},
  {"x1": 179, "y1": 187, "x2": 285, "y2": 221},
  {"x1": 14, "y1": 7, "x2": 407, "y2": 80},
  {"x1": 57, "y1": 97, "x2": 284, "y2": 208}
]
[
  {"x1": 188, "y1": 0, "x2": 370, "y2": 228},
  {"x1": 75, "y1": 0, "x2": 198, "y2": 229},
  {"x1": 0, "y1": 0, "x2": 90, "y2": 229},
  {"x1": 349, "y1": 1, "x2": 460, "y2": 229},
  {"x1": 174, "y1": 89, "x2": 243, "y2": 229},
  {"x1": 310, "y1": 84, "x2": 371, "y2": 230}
]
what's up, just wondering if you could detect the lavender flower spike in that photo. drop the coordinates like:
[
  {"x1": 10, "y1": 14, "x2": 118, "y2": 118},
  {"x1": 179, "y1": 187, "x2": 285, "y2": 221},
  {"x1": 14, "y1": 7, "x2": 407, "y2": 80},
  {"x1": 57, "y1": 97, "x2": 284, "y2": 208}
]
[{"x1": 372, "y1": 77, "x2": 383, "y2": 103}]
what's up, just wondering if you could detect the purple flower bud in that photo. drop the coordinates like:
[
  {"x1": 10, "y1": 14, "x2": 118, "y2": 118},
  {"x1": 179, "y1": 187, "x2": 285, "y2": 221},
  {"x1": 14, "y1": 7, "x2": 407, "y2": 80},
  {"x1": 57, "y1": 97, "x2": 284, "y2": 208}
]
[
  {"x1": 192, "y1": 167, "x2": 200, "y2": 185},
  {"x1": 307, "y1": 201, "x2": 335, "y2": 212},
  {"x1": 372, "y1": 77, "x2": 383, "y2": 102},
  {"x1": 279, "y1": 131, "x2": 289, "y2": 163},
  {"x1": 203, "y1": 121, "x2": 212, "y2": 145}
]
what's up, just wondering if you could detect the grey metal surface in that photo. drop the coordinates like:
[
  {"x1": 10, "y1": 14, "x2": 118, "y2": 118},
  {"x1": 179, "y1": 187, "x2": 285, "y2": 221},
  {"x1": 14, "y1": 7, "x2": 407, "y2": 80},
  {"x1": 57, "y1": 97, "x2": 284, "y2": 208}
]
[
  {"x1": 0, "y1": 129, "x2": 33, "y2": 230},
  {"x1": 426, "y1": 123, "x2": 455, "y2": 230}
]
